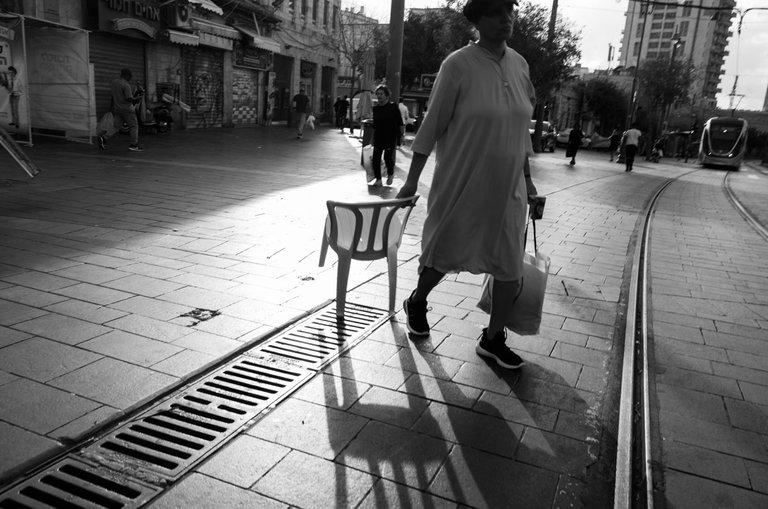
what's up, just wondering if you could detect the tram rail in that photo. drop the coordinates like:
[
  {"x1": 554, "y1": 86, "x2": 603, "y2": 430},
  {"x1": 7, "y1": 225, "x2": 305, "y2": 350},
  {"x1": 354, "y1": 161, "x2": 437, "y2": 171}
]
[{"x1": 613, "y1": 167, "x2": 768, "y2": 508}]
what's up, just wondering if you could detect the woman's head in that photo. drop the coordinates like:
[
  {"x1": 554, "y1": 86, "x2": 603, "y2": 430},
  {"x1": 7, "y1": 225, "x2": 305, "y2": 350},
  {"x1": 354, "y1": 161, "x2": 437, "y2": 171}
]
[
  {"x1": 463, "y1": 0, "x2": 518, "y2": 24},
  {"x1": 374, "y1": 84, "x2": 391, "y2": 102}
]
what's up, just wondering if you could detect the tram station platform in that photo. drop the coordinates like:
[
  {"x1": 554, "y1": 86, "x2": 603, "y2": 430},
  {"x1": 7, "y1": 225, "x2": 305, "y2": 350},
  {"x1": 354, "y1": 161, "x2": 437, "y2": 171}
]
[{"x1": 0, "y1": 127, "x2": 766, "y2": 508}]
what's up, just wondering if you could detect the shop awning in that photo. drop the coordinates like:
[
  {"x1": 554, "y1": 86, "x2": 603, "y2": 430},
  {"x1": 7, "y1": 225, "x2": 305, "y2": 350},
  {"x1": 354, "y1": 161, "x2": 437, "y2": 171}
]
[
  {"x1": 234, "y1": 25, "x2": 281, "y2": 53},
  {"x1": 165, "y1": 29, "x2": 199, "y2": 46},
  {"x1": 190, "y1": 19, "x2": 239, "y2": 39},
  {"x1": 190, "y1": 18, "x2": 239, "y2": 50},
  {"x1": 189, "y1": 0, "x2": 223, "y2": 16}
]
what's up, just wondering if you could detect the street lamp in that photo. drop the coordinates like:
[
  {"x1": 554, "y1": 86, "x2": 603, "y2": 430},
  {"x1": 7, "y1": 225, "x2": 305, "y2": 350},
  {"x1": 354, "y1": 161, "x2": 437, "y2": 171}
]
[
  {"x1": 625, "y1": 0, "x2": 651, "y2": 130},
  {"x1": 670, "y1": 32, "x2": 681, "y2": 63}
]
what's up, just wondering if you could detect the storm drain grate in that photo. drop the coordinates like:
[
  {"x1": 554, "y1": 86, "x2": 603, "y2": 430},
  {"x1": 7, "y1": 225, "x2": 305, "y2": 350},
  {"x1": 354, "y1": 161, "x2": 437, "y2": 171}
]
[
  {"x1": 0, "y1": 302, "x2": 389, "y2": 507},
  {"x1": 252, "y1": 303, "x2": 390, "y2": 368},
  {"x1": 0, "y1": 458, "x2": 160, "y2": 509},
  {"x1": 80, "y1": 356, "x2": 312, "y2": 481}
]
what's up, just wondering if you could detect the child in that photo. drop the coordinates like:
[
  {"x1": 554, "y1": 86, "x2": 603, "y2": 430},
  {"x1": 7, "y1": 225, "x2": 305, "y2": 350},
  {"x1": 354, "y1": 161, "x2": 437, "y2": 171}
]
[{"x1": 305, "y1": 112, "x2": 316, "y2": 131}]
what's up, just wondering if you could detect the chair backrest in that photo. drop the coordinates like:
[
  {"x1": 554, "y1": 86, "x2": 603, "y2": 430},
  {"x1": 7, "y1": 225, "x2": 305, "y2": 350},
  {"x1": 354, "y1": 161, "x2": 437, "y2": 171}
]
[{"x1": 324, "y1": 195, "x2": 419, "y2": 261}]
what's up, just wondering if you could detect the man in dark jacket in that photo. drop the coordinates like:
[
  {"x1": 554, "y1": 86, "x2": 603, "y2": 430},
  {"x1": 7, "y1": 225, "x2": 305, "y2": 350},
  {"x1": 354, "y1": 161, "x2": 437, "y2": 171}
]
[{"x1": 99, "y1": 68, "x2": 144, "y2": 152}]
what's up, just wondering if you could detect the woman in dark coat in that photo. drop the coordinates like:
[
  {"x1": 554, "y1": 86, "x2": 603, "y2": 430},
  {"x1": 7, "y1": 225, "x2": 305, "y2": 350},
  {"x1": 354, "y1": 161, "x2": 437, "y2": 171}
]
[
  {"x1": 371, "y1": 84, "x2": 403, "y2": 185},
  {"x1": 566, "y1": 123, "x2": 584, "y2": 165}
]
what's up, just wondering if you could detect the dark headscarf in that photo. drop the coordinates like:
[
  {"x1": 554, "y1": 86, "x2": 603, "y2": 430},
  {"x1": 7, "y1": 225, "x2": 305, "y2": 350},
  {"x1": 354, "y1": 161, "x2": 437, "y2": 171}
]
[{"x1": 463, "y1": 0, "x2": 518, "y2": 23}]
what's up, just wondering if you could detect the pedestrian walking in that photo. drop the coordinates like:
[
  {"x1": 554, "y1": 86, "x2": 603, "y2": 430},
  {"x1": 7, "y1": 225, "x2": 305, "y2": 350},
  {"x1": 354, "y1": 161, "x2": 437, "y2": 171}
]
[
  {"x1": 292, "y1": 87, "x2": 310, "y2": 139},
  {"x1": 397, "y1": 98, "x2": 409, "y2": 146},
  {"x1": 2, "y1": 66, "x2": 23, "y2": 128},
  {"x1": 371, "y1": 84, "x2": 403, "y2": 186},
  {"x1": 608, "y1": 127, "x2": 622, "y2": 162},
  {"x1": 623, "y1": 123, "x2": 642, "y2": 172},
  {"x1": 98, "y1": 68, "x2": 144, "y2": 152},
  {"x1": 334, "y1": 95, "x2": 349, "y2": 132},
  {"x1": 566, "y1": 122, "x2": 584, "y2": 165},
  {"x1": 396, "y1": 0, "x2": 537, "y2": 370}
]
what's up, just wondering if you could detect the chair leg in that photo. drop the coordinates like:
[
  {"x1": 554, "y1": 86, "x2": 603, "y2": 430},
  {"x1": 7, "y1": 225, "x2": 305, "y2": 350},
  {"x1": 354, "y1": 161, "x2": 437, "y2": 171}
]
[
  {"x1": 387, "y1": 247, "x2": 398, "y2": 314},
  {"x1": 319, "y1": 234, "x2": 329, "y2": 266},
  {"x1": 336, "y1": 251, "x2": 352, "y2": 317}
]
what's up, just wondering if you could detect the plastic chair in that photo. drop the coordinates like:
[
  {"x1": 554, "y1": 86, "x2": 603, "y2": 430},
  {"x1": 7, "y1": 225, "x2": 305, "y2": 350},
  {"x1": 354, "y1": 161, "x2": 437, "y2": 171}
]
[{"x1": 319, "y1": 195, "x2": 419, "y2": 317}]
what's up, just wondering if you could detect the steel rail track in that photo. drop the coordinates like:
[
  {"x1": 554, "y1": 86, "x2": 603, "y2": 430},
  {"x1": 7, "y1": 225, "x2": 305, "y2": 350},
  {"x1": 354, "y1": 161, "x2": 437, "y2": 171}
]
[{"x1": 614, "y1": 166, "x2": 767, "y2": 508}]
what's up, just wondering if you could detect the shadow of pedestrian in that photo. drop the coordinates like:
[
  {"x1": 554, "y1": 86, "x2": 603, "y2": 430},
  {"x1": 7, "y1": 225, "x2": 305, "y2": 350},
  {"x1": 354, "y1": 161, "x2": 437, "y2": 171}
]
[
  {"x1": 320, "y1": 317, "x2": 596, "y2": 508},
  {"x1": 409, "y1": 322, "x2": 598, "y2": 508}
]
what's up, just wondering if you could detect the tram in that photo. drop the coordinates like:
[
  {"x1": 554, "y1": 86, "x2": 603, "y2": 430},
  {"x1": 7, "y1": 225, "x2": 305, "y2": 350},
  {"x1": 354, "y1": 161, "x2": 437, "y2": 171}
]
[{"x1": 698, "y1": 116, "x2": 748, "y2": 169}]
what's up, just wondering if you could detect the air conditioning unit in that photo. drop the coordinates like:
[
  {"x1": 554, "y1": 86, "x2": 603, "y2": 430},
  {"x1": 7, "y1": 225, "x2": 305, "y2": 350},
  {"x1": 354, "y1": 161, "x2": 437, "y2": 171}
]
[{"x1": 163, "y1": 0, "x2": 191, "y2": 28}]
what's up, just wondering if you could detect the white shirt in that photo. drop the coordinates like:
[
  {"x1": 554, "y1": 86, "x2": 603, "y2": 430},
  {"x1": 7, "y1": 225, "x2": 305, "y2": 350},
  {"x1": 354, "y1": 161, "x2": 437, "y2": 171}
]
[
  {"x1": 624, "y1": 128, "x2": 642, "y2": 146},
  {"x1": 398, "y1": 102, "x2": 409, "y2": 124}
]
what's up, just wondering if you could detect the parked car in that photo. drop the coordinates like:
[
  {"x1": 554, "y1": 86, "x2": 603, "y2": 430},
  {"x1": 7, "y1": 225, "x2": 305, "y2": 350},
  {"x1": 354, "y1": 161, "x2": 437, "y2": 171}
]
[
  {"x1": 556, "y1": 128, "x2": 590, "y2": 148},
  {"x1": 588, "y1": 133, "x2": 612, "y2": 150},
  {"x1": 529, "y1": 120, "x2": 556, "y2": 152}
]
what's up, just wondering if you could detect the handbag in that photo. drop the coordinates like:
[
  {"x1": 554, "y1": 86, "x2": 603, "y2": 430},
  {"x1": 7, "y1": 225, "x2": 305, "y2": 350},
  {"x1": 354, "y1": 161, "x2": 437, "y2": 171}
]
[{"x1": 477, "y1": 216, "x2": 550, "y2": 336}]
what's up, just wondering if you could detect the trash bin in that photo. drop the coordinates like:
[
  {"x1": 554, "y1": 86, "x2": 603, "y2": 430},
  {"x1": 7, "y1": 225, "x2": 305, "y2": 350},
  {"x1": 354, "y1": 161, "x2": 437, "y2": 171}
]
[
  {"x1": 361, "y1": 119, "x2": 374, "y2": 147},
  {"x1": 360, "y1": 119, "x2": 374, "y2": 167}
]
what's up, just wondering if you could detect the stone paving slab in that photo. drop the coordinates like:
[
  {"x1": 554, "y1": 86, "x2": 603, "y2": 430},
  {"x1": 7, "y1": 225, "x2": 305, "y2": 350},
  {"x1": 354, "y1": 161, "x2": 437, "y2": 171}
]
[
  {"x1": 2, "y1": 129, "x2": 767, "y2": 507},
  {"x1": 651, "y1": 169, "x2": 768, "y2": 506}
]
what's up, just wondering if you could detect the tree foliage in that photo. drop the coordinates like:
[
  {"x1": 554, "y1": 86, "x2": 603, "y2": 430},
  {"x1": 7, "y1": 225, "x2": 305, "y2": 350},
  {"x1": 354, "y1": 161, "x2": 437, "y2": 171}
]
[
  {"x1": 583, "y1": 78, "x2": 628, "y2": 134},
  {"x1": 375, "y1": 8, "x2": 474, "y2": 90},
  {"x1": 506, "y1": 2, "x2": 581, "y2": 100},
  {"x1": 374, "y1": 0, "x2": 580, "y2": 100},
  {"x1": 637, "y1": 57, "x2": 696, "y2": 135},
  {"x1": 332, "y1": 11, "x2": 382, "y2": 88}
]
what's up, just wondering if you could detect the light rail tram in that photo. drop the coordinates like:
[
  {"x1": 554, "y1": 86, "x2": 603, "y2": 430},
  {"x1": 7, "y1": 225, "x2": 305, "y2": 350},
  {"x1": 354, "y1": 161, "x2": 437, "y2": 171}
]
[{"x1": 698, "y1": 116, "x2": 748, "y2": 169}]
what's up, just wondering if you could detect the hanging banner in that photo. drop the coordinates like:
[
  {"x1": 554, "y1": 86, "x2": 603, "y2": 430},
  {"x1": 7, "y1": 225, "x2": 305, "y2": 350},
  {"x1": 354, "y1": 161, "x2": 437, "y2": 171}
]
[
  {"x1": 26, "y1": 27, "x2": 90, "y2": 135},
  {"x1": 0, "y1": 16, "x2": 31, "y2": 141}
]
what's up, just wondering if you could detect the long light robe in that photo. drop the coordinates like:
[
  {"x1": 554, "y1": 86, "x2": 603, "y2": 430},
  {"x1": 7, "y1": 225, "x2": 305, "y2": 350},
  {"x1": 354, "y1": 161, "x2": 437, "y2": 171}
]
[{"x1": 411, "y1": 42, "x2": 535, "y2": 281}]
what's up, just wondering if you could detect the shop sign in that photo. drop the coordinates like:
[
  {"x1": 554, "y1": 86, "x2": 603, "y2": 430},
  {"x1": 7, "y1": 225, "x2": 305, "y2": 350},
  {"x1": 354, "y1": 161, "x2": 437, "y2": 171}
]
[
  {"x1": 337, "y1": 76, "x2": 353, "y2": 88},
  {"x1": 0, "y1": 26, "x2": 14, "y2": 41},
  {"x1": 420, "y1": 73, "x2": 437, "y2": 89},
  {"x1": 234, "y1": 42, "x2": 271, "y2": 70},
  {"x1": 300, "y1": 60, "x2": 315, "y2": 79},
  {"x1": 98, "y1": 0, "x2": 161, "y2": 40}
]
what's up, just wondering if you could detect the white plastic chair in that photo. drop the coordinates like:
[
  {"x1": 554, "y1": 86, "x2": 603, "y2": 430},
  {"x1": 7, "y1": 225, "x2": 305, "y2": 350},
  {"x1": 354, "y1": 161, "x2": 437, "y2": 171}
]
[{"x1": 319, "y1": 195, "x2": 419, "y2": 317}]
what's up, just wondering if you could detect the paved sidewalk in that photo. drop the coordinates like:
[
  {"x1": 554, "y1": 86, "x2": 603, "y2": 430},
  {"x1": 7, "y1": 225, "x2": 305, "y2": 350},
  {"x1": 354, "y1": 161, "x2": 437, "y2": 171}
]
[{"x1": 1, "y1": 130, "x2": 766, "y2": 508}]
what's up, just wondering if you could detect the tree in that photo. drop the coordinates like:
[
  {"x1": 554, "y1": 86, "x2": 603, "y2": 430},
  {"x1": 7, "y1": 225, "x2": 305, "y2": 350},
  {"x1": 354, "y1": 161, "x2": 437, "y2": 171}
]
[
  {"x1": 374, "y1": 8, "x2": 474, "y2": 92},
  {"x1": 637, "y1": 57, "x2": 696, "y2": 140},
  {"x1": 583, "y1": 78, "x2": 628, "y2": 134},
  {"x1": 331, "y1": 9, "x2": 383, "y2": 129},
  {"x1": 508, "y1": 2, "x2": 581, "y2": 100},
  {"x1": 507, "y1": 1, "x2": 581, "y2": 151}
]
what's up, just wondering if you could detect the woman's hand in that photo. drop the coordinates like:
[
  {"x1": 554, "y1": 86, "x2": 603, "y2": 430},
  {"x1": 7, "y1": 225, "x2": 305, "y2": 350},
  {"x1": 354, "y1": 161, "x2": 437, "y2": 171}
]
[
  {"x1": 396, "y1": 180, "x2": 418, "y2": 199},
  {"x1": 525, "y1": 176, "x2": 537, "y2": 198}
]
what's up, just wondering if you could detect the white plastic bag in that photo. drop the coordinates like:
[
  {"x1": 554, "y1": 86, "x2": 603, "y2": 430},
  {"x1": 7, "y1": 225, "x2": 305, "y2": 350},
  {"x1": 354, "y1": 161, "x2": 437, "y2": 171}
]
[
  {"x1": 98, "y1": 112, "x2": 114, "y2": 133},
  {"x1": 477, "y1": 250, "x2": 550, "y2": 335}
]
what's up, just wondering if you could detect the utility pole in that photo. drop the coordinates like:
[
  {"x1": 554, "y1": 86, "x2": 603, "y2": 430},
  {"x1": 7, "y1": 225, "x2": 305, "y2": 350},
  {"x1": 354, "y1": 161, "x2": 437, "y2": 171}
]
[
  {"x1": 625, "y1": 0, "x2": 651, "y2": 130},
  {"x1": 386, "y1": 0, "x2": 405, "y2": 103},
  {"x1": 532, "y1": 0, "x2": 558, "y2": 152}
]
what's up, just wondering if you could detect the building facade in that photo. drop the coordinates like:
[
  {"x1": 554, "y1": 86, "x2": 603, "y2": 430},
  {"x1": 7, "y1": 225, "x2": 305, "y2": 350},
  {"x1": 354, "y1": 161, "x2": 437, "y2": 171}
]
[
  {"x1": 0, "y1": 0, "x2": 342, "y2": 137},
  {"x1": 618, "y1": 0, "x2": 736, "y2": 109},
  {"x1": 336, "y1": 7, "x2": 377, "y2": 100}
]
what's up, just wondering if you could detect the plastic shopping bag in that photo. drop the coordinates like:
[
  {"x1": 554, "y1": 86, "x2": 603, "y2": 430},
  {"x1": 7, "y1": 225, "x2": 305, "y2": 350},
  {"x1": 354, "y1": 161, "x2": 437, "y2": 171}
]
[
  {"x1": 98, "y1": 112, "x2": 114, "y2": 134},
  {"x1": 477, "y1": 250, "x2": 550, "y2": 336}
]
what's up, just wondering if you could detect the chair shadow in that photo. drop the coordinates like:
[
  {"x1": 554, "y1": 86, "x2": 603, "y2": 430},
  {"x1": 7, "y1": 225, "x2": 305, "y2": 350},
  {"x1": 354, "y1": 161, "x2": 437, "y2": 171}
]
[
  {"x1": 323, "y1": 328, "x2": 455, "y2": 508},
  {"x1": 322, "y1": 316, "x2": 595, "y2": 508}
]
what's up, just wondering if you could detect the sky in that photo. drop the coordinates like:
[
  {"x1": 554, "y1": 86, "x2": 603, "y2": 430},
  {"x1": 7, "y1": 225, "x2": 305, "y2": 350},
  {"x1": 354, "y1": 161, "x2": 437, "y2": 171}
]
[{"x1": 344, "y1": 0, "x2": 768, "y2": 111}]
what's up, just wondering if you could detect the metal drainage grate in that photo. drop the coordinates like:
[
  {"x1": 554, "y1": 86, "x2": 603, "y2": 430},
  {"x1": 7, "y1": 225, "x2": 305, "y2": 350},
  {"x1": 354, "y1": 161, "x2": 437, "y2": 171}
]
[
  {"x1": 0, "y1": 302, "x2": 390, "y2": 508},
  {"x1": 253, "y1": 303, "x2": 390, "y2": 368},
  {"x1": 80, "y1": 356, "x2": 312, "y2": 481},
  {"x1": 0, "y1": 458, "x2": 160, "y2": 509}
]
